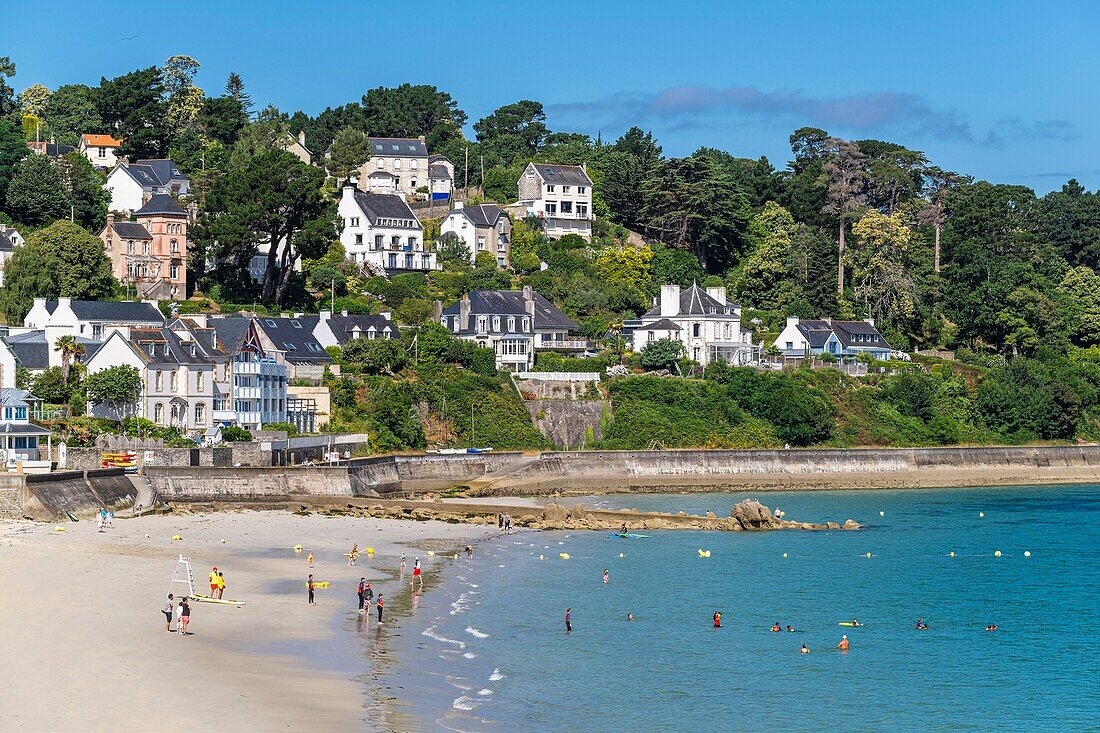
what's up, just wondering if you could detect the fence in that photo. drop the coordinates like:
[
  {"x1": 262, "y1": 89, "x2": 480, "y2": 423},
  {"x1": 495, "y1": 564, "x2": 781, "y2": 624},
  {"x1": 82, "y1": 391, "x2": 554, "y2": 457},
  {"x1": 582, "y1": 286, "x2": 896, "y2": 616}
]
[{"x1": 514, "y1": 372, "x2": 601, "y2": 382}]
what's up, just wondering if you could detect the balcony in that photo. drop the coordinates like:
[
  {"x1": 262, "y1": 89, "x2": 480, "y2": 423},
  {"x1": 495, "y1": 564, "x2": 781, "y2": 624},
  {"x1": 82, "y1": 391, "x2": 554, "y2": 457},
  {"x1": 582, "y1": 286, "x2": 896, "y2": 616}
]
[
  {"x1": 236, "y1": 386, "x2": 261, "y2": 399},
  {"x1": 211, "y1": 409, "x2": 236, "y2": 424},
  {"x1": 537, "y1": 338, "x2": 594, "y2": 351}
]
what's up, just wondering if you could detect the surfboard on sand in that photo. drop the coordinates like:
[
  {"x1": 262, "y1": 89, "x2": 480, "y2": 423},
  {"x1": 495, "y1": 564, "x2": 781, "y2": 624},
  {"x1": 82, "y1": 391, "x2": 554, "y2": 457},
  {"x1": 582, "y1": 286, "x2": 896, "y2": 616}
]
[{"x1": 191, "y1": 594, "x2": 246, "y2": 606}]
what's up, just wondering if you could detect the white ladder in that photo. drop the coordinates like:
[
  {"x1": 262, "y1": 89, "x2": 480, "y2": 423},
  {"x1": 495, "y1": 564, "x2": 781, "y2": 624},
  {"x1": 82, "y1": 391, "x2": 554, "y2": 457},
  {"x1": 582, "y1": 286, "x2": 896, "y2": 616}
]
[{"x1": 168, "y1": 555, "x2": 197, "y2": 598}]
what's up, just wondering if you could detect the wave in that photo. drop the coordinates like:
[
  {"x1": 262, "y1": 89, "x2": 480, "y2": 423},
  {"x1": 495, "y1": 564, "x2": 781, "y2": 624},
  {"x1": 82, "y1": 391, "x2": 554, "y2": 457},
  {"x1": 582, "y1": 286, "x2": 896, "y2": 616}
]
[
  {"x1": 465, "y1": 626, "x2": 490, "y2": 638},
  {"x1": 452, "y1": 695, "x2": 477, "y2": 711},
  {"x1": 423, "y1": 625, "x2": 467, "y2": 649},
  {"x1": 489, "y1": 669, "x2": 505, "y2": 681},
  {"x1": 463, "y1": 652, "x2": 476, "y2": 659},
  {"x1": 451, "y1": 592, "x2": 472, "y2": 615},
  {"x1": 477, "y1": 689, "x2": 493, "y2": 696}
]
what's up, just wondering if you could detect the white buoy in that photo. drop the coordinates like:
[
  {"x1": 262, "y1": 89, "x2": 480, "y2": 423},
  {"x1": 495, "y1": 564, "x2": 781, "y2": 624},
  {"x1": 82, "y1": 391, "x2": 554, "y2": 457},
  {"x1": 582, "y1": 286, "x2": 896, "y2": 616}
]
[
  {"x1": 539, "y1": 555, "x2": 545, "y2": 560},
  {"x1": 783, "y1": 553, "x2": 788, "y2": 558},
  {"x1": 1024, "y1": 550, "x2": 1031, "y2": 557},
  {"x1": 618, "y1": 553, "x2": 624, "y2": 558},
  {"x1": 865, "y1": 552, "x2": 873, "y2": 558},
  {"x1": 949, "y1": 551, "x2": 955, "y2": 558},
  {"x1": 994, "y1": 550, "x2": 1002, "y2": 557},
  {"x1": 879, "y1": 511, "x2": 885, "y2": 517},
  {"x1": 979, "y1": 512, "x2": 985, "y2": 518}
]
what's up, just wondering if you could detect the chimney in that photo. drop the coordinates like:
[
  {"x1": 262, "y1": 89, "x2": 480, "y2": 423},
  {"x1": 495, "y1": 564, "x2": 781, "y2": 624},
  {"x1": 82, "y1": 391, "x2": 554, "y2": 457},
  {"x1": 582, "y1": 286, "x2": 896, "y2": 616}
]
[
  {"x1": 705, "y1": 286, "x2": 726, "y2": 306},
  {"x1": 786, "y1": 316, "x2": 799, "y2": 328},
  {"x1": 660, "y1": 284, "x2": 680, "y2": 318},
  {"x1": 581, "y1": 161, "x2": 587, "y2": 173},
  {"x1": 523, "y1": 284, "x2": 533, "y2": 301},
  {"x1": 865, "y1": 317, "x2": 876, "y2": 327},
  {"x1": 524, "y1": 285, "x2": 536, "y2": 317},
  {"x1": 298, "y1": 130, "x2": 306, "y2": 147},
  {"x1": 454, "y1": 201, "x2": 464, "y2": 210},
  {"x1": 432, "y1": 301, "x2": 443, "y2": 322},
  {"x1": 459, "y1": 295, "x2": 471, "y2": 331},
  {"x1": 340, "y1": 310, "x2": 348, "y2": 317},
  {"x1": 106, "y1": 213, "x2": 115, "y2": 230},
  {"x1": 417, "y1": 135, "x2": 426, "y2": 144},
  {"x1": 319, "y1": 309, "x2": 331, "y2": 323}
]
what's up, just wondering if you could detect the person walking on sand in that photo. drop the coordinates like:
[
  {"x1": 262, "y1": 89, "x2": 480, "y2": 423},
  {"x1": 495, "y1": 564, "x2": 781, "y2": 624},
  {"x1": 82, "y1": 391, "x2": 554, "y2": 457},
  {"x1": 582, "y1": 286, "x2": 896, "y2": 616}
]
[
  {"x1": 498, "y1": 513, "x2": 504, "y2": 531},
  {"x1": 307, "y1": 552, "x2": 314, "y2": 568},
  {"x1": 400, "y1": 553, "x2": 407, "y2": 574},
  {"x1": 216, "y1": 571, "x2": 226, "y2": 600},
  {"x1": 358, "y1": 578, "x2": 367, "y2": 612},
  {"x1": 376, "y1": 594, "x2": 384, "y2": 625},
  {"x1": 179, "y1": 598, "x2": 191, "y2": 635},
  {"x1": 95, "y1": 510, "x2": 104, "y2": 531},
  {"x1": 348, "y1": 544, "x2": 359, "y2": 567},
  {"x1": 209, "y1": 566, "x2": 219, "y2": 598},
  {"x1": 163, "y1": 594, "x2": 175, "y2": 632},
  {"x1": 565, "y1": 608, "x2": 572, "y2": 633},
  {"x1": 412, "y1": 557, "x2": 423, "y2": 592},
  {"x1": 308, "y1": 575, "x2": 316, "y2": 605},
  {"x1": 837, "y1": 635, "x2": 849, "y2": 651}
]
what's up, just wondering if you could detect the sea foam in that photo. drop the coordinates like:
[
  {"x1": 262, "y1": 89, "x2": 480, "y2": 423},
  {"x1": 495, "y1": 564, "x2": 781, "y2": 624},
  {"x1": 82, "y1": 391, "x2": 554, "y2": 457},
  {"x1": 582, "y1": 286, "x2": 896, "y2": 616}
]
[{"x1": 465, "y1": 626, "x2": 490, "y2": 638}]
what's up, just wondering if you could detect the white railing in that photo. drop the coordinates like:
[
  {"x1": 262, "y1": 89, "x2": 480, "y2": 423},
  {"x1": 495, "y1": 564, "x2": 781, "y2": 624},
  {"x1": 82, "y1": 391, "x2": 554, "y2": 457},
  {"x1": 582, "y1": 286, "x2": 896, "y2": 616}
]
[
  {"x1": 537, "y1": 339, "x2": 594, "y2": 350},
  {"x1": 514, "y1": 372, "x2": 600, "y2": 382}
]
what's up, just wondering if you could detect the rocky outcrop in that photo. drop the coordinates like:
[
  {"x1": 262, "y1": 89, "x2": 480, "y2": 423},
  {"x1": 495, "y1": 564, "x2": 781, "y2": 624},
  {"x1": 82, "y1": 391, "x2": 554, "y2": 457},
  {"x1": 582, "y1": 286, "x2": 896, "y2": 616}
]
[{"x1": 729, "y1": 499, "x2": 782, "y2": 530}]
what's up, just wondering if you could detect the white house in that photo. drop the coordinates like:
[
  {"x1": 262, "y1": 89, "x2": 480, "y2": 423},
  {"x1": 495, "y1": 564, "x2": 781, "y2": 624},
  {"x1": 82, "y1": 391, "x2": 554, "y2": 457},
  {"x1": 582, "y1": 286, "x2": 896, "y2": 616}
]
[
  {"x1": 338, "y1": 185, "x2": 437, "y2": 273},
  {"x1": 358, "y1": 137, "x2": 430, "y2": 197},
  {"x1": 313, "y1": 310, "x2": 398, "y2": 348},
  {"x1": 0, "y1": 388, "x2": 52, "y2": 465},
  {"x1": 0, "y1": 226, "x2": 23, "y2": 287},
  {"x1": 78, "y1": 134, "x2": 122, "y2": 169},
  {"x1": 773, "y1": 317, "x2": 893, "y2": 361},
  {"x1": 516, "y1": 162, "x2": 593, "y2": 241},
  {"x1": 104, "y1": 159, "x2": 190, "y2": 213},
  {"x1": 440, "y1": 202, "x2": 511, "y2": 267},
  {"x1": 629, "y1": 283, "x2": 759, "y2": 366},
  {"x1": 22, "y1": 298, "x2": 164, "y2": 340},
  {"x1": 84, "y1": 328, "x2": 215, "y2": 431},
  {"x1": 0, "y1": 339, "x2": 20, "y2": 388},
  {"x1": 428, "y1": 154, "x2": 454, "y2": 200},
  {"x1": 2, "y1": 330, "x2": 101, "y2": 380},
  {"x1": 436, "y1": 286, "x2": 579, "y2": 371}
]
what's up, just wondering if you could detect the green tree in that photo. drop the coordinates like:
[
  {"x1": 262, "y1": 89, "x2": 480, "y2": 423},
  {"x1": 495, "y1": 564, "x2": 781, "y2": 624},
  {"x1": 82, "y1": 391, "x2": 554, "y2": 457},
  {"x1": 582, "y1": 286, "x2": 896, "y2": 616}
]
[
  {"x1": 640, "y1": 338, "x2": 683, "y2": 370},
  {"x1": 0, "y1": 220, "x2": 116, "y2": 322},
  {"x1": 55, "y1": 152, "x2": 109, "y2": 231},
  {"x1": 1036, "y1": 179, "x2": 1100, "y2": 269},
  {"x1": 197, "y1": 96, "x2": 247, "y2": 146},
  {"x1": 821, "y1": 137, "x2": 868, "y2": 294},
  {"x1": 98, "y1": 67, "x2": 167, "y2": 159},
  {"x1": 594, "y1": 245, "x2": 652, "y2": 290},
  {"x1": 856, "y1": 139, "x2": 927, "y2": 215},
  {"x1": 848, "y1": 210, "x2": 916, "y2": 323},
  {"x1": 436, "y1": 232, "x2": 472, "y2": 267},
  {"x1": 194, "y1": 149, "x2": 337, "y2": 305},
  {"x1": 341, "y1": 337, "x2": 407, "y2": 374},
  {"x1": 85, "y1": 365, "x2": 143, "y2": 419},
  {"x1": 162, "y1": 55, "x2": 204, "y2": 139},
  {"x1": 4, "y1": 153, "x2": 72, "y2": 226},
  {"x1": 474, "y1": 100, "x2": 548, "y2": 166},
  {"x1": 31, "y1": 366, "x2": 80, "y2": 404},
  {"x1": 735, "y1": 202, "x2": 797, "y2": 307},
  {"x1": 361, "y1": 84, "x2": 466, "y2": 149},
  {"x1": 917, "y1": 167, "x2": 966, "y2": 275},
  {"x1": 17, "y1": 84, "x2": 51, "y2": 119},
  {"x1": 0, "y1": 56, "x2": 16, "y2": 117},
  {"x1": 54, "y1": 334, "x2": 86, "y2": 386},
  {"x1": 325, "y1": 127, "x2": 371, "y2": 184},
  {"x1": 42, "y1": 84, "x2": 103, "y2": 146},
  {"x1": 649, "y1": 243, "x2": 705, "y2": 288},
  {"x1": 224, "y1": 72, "x2": 252, "y2": 114},
  {"x1": 1058, "y1": 266, "x2": 1100, "y2": 346},
  {"x1": 221, "y1": 425, "x2": 252, "y2": 442},
  {"x1": 0, "y1": 119, "x2": 25, "y2": 205}
]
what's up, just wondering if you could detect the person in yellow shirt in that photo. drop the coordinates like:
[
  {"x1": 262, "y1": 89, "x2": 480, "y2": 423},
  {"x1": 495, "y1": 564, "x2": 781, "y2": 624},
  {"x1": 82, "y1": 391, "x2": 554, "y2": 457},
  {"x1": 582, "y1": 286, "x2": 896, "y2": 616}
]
[
  {"x1": 216, "y1": 571, "x2": 226, "y2": 599},
  {"x1": 208, "y1": 567, "x2": 219, "y2": 597}
]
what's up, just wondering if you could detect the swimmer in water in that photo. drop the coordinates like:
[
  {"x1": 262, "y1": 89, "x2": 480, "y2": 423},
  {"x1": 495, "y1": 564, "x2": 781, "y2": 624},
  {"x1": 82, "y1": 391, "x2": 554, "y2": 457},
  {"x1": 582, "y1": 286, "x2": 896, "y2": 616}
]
[
  {"x1": 985, "y1": 624, "x2": 998, "y2": 631},
  {"x1": 851, "y1": 618, "x2": 862, "y2": 627},
  {"x1": 603, "y1": 569, "x2": 609, "y2": 584},
  {"x1": 800, "y1": 644, "x2": 809, "y2": 654},
  {"x1": 619, "y1": 524, "x2": 627, "y2": 536},
  {"x1": 771, "y1": 622, "x2": 781, "y2": 632},
  {"x1": 627, "y1": 613, "x2": 634, "y2": 621},
  {"x1": 565, "y1": 608, "x2": 572, "y2": 633},
  {"x1": 786, "y1": 625, "x2": 795, "y2": 632},
  {"x1": 713, "y1": 611, "x2": 722, "y2": 628},
  {"x1": 916, "y1": 617, "x2": 929, "y2": 630},
  {"x1": 837, "y1": 635, "x2": 849, "y2": 651}
]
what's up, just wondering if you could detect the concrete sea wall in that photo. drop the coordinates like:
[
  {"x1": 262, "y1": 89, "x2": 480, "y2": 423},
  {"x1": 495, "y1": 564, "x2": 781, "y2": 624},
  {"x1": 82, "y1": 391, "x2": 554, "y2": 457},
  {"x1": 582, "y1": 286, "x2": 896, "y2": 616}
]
[{"x1": 0, "y1": 468, "x2": 137, "y2": 521}]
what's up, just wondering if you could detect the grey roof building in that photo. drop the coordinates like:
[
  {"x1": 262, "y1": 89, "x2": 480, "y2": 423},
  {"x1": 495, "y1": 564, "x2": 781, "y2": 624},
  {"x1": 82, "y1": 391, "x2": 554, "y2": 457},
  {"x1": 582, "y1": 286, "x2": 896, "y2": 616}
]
[
  {"x1": 313, "y1": 310, "x2": 398, "y2": 348},
  {"x1": 3, "y1": 331, "x2": 103, "y2": 372}
]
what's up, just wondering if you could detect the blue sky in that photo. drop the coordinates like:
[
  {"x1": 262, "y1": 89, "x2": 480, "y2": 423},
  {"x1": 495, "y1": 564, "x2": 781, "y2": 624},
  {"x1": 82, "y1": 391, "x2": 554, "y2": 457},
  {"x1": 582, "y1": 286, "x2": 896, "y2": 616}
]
[{"x1": 6, "y1": 0, "x2": 1098, "y2": 192}]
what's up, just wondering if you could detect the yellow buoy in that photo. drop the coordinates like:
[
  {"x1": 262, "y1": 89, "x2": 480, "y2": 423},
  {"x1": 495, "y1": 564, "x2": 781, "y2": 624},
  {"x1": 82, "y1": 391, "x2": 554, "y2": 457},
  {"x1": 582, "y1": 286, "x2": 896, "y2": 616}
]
[
  {"x1": 949, "y1": 551, "x2": 955, "y2": 558},
  {"x1": 994, "y1": 550, "x2": 1002, "y2": 557},
  {"x1": 1024, "y1": 550, "x2": 1031, "y2": 557},
  {"x1": 366, "y1": 547, "x2": 374, "y2": 555},
  {"x1": 703, "y1": 550, "x2": 711, "y2": 558},
  {"x1": 294, "y1": 544, "x2": 303, "y2": 552},
  {"x1": 865, "y1": 552, "x2": 873, "y2": 558},
  {"x1": 428, "y1": 550, "x2": 435, "y2": 556},
  {"x1": 54, "y1": 525, "x2": 65, "y2": 532},
  {"x1": 560, "y1": 552, "x2": 570, "y2": 560},
  {"x1": 172, "y1": 535, "x2": 182, "y2": 541}
]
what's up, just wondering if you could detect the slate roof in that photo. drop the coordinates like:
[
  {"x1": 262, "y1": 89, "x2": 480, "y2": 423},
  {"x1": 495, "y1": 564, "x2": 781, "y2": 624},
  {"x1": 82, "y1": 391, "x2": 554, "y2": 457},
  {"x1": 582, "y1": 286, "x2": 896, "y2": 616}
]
[
  {"x1": 530, "y1": 163, "x2": 592, "y2": 186},
  {"x1": 253, "y1": 316, "x2": 331, "y2": 363},
  {"x1": 641, "y1": 284, "x2": 739, "y2": 318},
  {"x1": 429, "y1": 164, "x2": 452, "y2": 180},
  {"x1": 830, "y1": 320, "x2": 892, "y2": 350},
  {"x1": 44, "y1": 300, "x2": 164, "y2": 324},
  {"x1": 27, "y1": 141, "x2": 75, "y2": 157},
  {"x1": 4, "y1": 331, "x2": 102, "y2": 370},
  {"x1": 111, "y1": 222, "x2": 153, "y2": 240},
  {"x1": 350, "y1": 191, "x2": 421, "y2": 227},
  {"x1": 0, "y1": 231, "x2": 13, "y2": 252},
  {"x1": 640, "y1": 318, "x2": 682, "y2": 331},
  {"x1": 167, "y1": 318, "x2": 228, "y2": 360},
  {"x1": 457, "y1": 203, "x2": 506, "y2": 229},
  {"x1": 327, "y1": 314, "x2": 398, "y2": 344},
  {"x1": 134, "y1": 159, "x2": 186, "y2": 186},
  {"x1": 441, "y1": 290, "x2": 576, "y2": 333},
  {"x1": 127, "y1": 327, "x2": 218, "y2": 365},
  {"x1": 793, "y1": 320, "x2": 835, "y2": 349},
  {"x1": 369, "y1": 137, "x2": 428, "y2": 157},
  {"x1": 0, "y1": 421, "x2": 51, "y2": 435},
  {"x1": 210, "y1": 317, "x2": 252, "y2": 355},
  {"x1": 136, "y1": 193, "x2": 187, "y2": 218}
]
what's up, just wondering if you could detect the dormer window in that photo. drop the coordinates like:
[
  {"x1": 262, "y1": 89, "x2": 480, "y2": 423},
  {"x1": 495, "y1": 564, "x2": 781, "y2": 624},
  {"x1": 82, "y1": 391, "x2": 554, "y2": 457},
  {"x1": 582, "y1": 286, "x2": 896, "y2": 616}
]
[{"x1": 492, "y1": 316, "x2": 501, "y2": 331}]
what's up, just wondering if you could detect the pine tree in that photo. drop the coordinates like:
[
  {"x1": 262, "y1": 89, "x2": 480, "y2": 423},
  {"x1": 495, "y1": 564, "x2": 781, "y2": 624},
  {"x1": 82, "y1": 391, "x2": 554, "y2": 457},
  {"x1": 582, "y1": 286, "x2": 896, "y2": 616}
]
[{"x1": 225, "y1": 72, "x2": 252, "y2": 114}]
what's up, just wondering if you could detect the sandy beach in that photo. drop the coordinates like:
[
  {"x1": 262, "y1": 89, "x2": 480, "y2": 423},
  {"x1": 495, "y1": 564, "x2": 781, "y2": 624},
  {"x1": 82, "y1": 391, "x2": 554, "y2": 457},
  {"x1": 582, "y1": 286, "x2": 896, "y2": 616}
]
[{"x1": 0, "y1": 511, "x2": 491, "y2": 732}]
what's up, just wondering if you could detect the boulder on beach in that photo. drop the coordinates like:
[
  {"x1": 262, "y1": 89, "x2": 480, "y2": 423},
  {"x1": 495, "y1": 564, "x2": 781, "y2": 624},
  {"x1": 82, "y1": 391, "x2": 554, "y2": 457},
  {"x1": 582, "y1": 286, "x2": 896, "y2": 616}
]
[
  {"x1": 729, "y1": 499, "x2": 782, "y2": 531},
  {"x1": 542, "y1": 504, "x2": 568, "y2": 522}
]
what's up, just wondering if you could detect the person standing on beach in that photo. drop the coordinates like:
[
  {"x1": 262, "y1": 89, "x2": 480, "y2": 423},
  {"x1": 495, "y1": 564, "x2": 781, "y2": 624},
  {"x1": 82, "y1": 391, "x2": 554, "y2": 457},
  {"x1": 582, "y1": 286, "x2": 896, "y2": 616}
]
[
  {"x1": 179, "y1": 598, "x2": 191, "y2": 635},
  {"x1": 376, "y1": 594, "x2": 384, "y2": 624},
  {"x1": 358, "y1": 578, "x2": 367, "y2": 612},
  {"x1": 208, "y1": 566, "x2": 219, "y2": 598},
  {"x1": 106, "y1": 510, "x2": 114, "y2": 528},
  {"x1": 216, "y1": 571, "x2": 226, "y2": 600},
  {"x1": 565, "y1": 608, "x2": 572, "y2": 633},
  {"x1": 307, "y1": 552, "x2": 314, "y2": 568},
  {"x1": 498, "y1": 513, "x2": 504, "y2": 531},
  {"x1": 174, "y1": 598, "x2": 184, "y2": 634},
  {"x1": 95, "y1": 510, "x2": 103, "y2": 531},
  {"x1": 308, "y1": 575, "x2": 316, "y2": 605},
  {"x1": 412, "y1": 557, "x2": 424, "y2": 592},
  {"x1": 163, "y1": 594, "x2": 175, "y2": 632},
  {"x1": 465, "y1": 545, "x2": 473, "y2": 559},
  {"x1": 400, "y1": 553, "x2": 407, "y2": 575},
  {"x1": 348, "y1": 544, "x2": 358, "y2": 567}
]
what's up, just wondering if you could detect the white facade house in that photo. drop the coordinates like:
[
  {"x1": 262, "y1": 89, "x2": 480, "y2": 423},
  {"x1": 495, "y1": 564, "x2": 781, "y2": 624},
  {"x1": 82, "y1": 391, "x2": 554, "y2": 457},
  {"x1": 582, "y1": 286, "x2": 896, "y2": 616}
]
[
  {"x1": 773, "y1": 317, "x2": 893, "y2": 362},
  {"x1": 0, "y1": 339, "x2": 20, "y2": 388},
  {"x1": 78, "y1": 134, "x2": 122, "y2": 169},
  {"x1": 313, "y1": 310, "x2": 398, "y2": 348},
  {"x1": 84, "y1": 328, "x2": 215, "y2": 431},
  {"x1": 516, "y1": 163, "x2": 593, "y2": 241},
  {"x1": 104, "y1": 159, "x2": 190, "y2": 213},
  {"x1": 358, "y1": 137, "x2": 430, "y2": 197},
  {"x1": 440, "y1": 202, "x2": 512, "y2": 267},
  {"x1": 0, "y1": 226, "x2": 24, "y2": 287},
  {"x1": 338, "y1": 185, "x2": 438, "y2": 273},
  {"x1": 629, "y1": 284, "x2": 759, "y2": 366},
  {"x1": 436, "y1": 286, "x2": 579, "y2": 371},
  {"x1": 428, "y1": 154, "x2": 454, "y2": 200},
  {"x1": 22, "y1": 298, "x2": 163, "y2": 340}
]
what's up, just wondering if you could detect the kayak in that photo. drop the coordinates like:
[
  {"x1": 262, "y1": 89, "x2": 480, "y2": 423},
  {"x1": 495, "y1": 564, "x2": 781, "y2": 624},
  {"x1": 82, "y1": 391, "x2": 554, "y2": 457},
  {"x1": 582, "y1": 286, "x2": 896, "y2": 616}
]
[
  {"x1": 607, "y1": 533, "x2": 649, "y2": 539},
  {"x1": 838, "y1": 622, "x2": 863, "y2": 627}
]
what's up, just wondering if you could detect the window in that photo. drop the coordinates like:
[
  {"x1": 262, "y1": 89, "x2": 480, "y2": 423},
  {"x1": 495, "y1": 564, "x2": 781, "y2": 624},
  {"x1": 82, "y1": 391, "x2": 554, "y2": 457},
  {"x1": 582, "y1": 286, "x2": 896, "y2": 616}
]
[
  {"x1": 350, "y1": 217, "x2": 360, "y2": 227},
  {"x1": 408, "y1": 236, "x2": 418, "y2": 249},
  {"x1": 197, "y1": 372, "x2": 205, "y2": 391},
  {"x1": 127, "y1": 242, "x2": 134, "y2": 254},
  {"x1": 155, "y1": 371, "x2": 163, "y2": 391},
  {"x1": 477, "y1": 316, "x2": 487, "y2": 334},
  {"x1": 545, "y1": 202, "x2": 557, "y2": 215},
  {"x1": 154, "y1": 403, "x2": 163, "y2": 423},
  {"x1": 170, "y1": 239, "x2": 178, "y2": 253},
  {"x1": 170, "y1": 264, "x2": 180, "y2": 279},
  {"x1": 98, "y1": 147, "x2": 106, "y2": 158},
  {"x1": 522, "y1": 317, "x2": 530, "y2": 331},
  {"x1": 492, "y1": 316, "x2": 501, "y2": 331},
  {"x1": 3, "y1": 407, "x2": 10, "y2": 420},
  {"x1": 693, "y1": 323, "x2": 701, "y2": 338},
  {"x1": 374, "y1": 234, "x2": 383, "y2": 250},
  {"x1": 560, "y1": 201, "x2": 573, "y2": 214},
  {"x1": 411, "y1": 160, "x2": 419, "y2": 169},
  {"x1": 170, "y1": 371, "x2": 178, "y2": 391},
  {"x1": 546, "y1": 184, "x2": 555, "y2": 193},
  {"x1": 578, "y1": 186, "x2": 587, "y2": 194},
  {"x1": 377, "y1": 158, "x2": 386, "y2": 168},
  {"x1": 142, "y1": 242, "x2": 149, "y2": 254},
  {"x1": 563, "y1": 185, "x2": 570, "y2": 194},
  {"x1": 195, "y1": 403, "x2": 205, "y2": 425},
  {"x1": 648, "y1": 330, "x2": 655, "y2": 342},
  {"x1": 265, "y1": 319, "x2": 277, "y2": 327},
  {"x1": 507, "y1": 316, "x2": 515, "y2": 332},
  {"x1": 355, "y1": 234, "x2": 363, "y2": 245},
  {"x1": 785, "y1": 341, "x2": 793, "y2": 350},
  {"x1": 15, "y1": 407, "x2": 26, "y2": 421},
  {"x1": 477, "y1": 236, "x2": 486, "y2": 250},
  {"x1": 410, "y1": 178, "x2": 418, "y2": 188},
  {"x1": 14, "y1": 437, "x2": 26, "y2": 449},
  {"x1": 284, "y1": 342, "x2": 298, "y2": 351},
  {"x1": 291, "y1": 320, "x2": 302, "y2": 329},
  {"x1": 577, "y1": 203, "x2": 589, "y2": 217},
  {"x1": 394, "y1": 159, "x2": 402, "y2": 169}
]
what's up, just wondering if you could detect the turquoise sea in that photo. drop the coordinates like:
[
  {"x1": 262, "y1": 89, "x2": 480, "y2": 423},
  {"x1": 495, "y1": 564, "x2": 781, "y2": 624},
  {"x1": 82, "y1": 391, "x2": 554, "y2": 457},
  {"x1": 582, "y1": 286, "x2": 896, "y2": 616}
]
[{"x1": 387, "y1": 486, "x2": 1100, "y2": 732}]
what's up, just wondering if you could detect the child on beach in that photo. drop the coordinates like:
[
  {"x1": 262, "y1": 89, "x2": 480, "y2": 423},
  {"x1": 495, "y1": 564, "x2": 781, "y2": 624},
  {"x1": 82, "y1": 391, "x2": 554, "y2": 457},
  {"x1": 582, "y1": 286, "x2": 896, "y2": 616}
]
[
  {"x1": 358, "y1": 578, "x2": 367, "y2": 612},
  {"x1": 216, "y1": 571, "x2": 225, "y2": 599},
  {"x1": 400, "y1": 554, "x2": 407, "y2": 574},
  {"x1": 412, "y1": 557, "x2": 423, "y2": 592},
  {"x1": 95, "y1": 510, "x2": 103, "y2": 531},
  {"x1": 348, "y1": 544, "x2": 358, "y2": 566},
  {"x1": 376, "y1": 594, "x2": 384, "y2": 624},
  {"x1": 163, "y1": 594, "x2": 175, "y2": 632},
  {"x1": 308, "y1": 575, "x2": 316, "y2": 605},
  {"x1": 174, "y1": 599, "x2": 184, "y2": 634},
  {"x1": 307, "y1": 552, "x2": 314, "y2": 568},
  {"x1": 209, "y1": 566, "x2": 219, "y2": 597}
]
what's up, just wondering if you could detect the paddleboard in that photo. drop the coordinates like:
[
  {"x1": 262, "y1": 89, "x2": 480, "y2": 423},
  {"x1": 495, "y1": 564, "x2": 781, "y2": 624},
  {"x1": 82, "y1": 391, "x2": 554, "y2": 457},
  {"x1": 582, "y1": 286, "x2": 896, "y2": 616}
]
[
  {"x1": 308, "y1": 581, "x2": 330, "y2": 588},
  {"x1": 607, "y1": 533, "x2": 649, "y2": 539},
  {"x1": 191, "y1": 594, "x2": 246, "y2": 606},
  {"x1": 838, "y1": 622, "x2": 862, "y2": 627}
]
